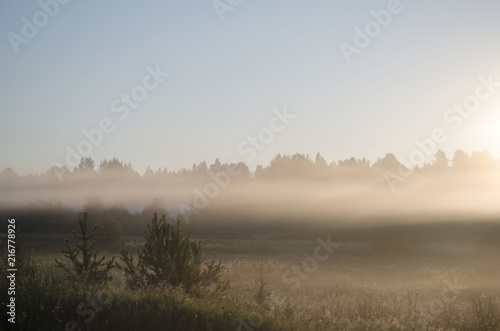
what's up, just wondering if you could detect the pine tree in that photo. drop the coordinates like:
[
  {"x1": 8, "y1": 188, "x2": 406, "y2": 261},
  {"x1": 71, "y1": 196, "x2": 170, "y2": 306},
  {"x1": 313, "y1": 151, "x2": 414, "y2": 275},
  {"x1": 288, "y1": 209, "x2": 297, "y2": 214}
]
[
  {"x1": 432, "y1": 149, "x2": 449, "y2": 169},
  {"x1": 119, "y1": 213, "x2": 229, "y2": 296},
  {"x1": 55, "y1": 212, "x2": 115, "y2": 283},
  {"x1": 254, "y1": 266, "x2": 270, "y2": 306}
]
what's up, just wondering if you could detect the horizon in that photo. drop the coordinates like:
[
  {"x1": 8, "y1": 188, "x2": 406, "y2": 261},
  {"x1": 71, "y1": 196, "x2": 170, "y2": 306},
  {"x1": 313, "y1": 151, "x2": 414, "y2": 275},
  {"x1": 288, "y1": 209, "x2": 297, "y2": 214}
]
[
  {"x1": 3, "y1": 2, "x2": 500, "y2": 329},
  {"x1": 2, "y1": 1, "x2": 500, "y2": 175},
  {"x1": 2, "y1": 147, "x2": 499, "y2": 177}
]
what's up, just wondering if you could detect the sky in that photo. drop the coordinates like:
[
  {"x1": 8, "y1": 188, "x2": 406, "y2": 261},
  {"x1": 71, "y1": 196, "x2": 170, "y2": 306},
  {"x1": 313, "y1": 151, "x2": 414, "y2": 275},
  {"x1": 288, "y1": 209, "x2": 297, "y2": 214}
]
[{"x1": 1, "y1": 0, "x2": 500, "y2": 175}]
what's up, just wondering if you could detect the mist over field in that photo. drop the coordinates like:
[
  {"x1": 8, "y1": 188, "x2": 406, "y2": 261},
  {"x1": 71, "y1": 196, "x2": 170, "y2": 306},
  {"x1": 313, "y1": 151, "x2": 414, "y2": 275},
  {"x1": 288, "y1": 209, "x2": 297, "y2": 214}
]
[
  {"x1": 3, "y1": 154, "x2": 500, "y2": 330},
  {"x1": 3, "y1": 0, "x2": 500, "y2": 329},
  {"x1": 2, "y1": 151, "x2": 500, "y2": 234}
]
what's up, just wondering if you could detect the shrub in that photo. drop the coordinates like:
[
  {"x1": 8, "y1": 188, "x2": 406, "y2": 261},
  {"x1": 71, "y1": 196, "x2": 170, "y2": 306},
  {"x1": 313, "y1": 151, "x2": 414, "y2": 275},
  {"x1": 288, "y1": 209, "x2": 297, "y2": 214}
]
[
  {"x1": 254, "y1": 267, "x2": 270, "y2": 307},
  {"x1": 55, "y1": 212, "x2": 115, "y2": 283},
  {"x1": 118, "y1": 213, "x2": 229, "y2": 296}
]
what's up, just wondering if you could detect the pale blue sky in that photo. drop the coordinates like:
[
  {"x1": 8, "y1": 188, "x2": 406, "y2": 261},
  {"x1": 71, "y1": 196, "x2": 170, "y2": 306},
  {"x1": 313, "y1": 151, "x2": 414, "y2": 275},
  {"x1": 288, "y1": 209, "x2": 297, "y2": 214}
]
[{"x1": 1, "y1": 0, "x2": 500, "y2": 175}]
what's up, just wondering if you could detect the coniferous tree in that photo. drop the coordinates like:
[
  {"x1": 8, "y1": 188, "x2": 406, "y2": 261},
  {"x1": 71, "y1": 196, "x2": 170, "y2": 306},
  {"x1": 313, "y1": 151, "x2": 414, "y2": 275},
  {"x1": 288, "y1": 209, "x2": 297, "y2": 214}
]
[
  {"x1": 432, "y1": 149, "x2": 449, "y2": 170},
  {"x1": 452, "y1": 149, "x2": 470, "y2": 170},
  {"x1": 55, "y1": 212, "x2": 115, "y2": 283},
  {"x1": 119, "y1": 213, "x2": 228, "y2": 296}
]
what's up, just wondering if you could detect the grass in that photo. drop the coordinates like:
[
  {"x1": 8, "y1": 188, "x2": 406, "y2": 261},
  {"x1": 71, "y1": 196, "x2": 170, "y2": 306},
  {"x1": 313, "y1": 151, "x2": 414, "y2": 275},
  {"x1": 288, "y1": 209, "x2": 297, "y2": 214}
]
[{"x1": 2, "y1": 234, "x2": 500, "y2": 330}]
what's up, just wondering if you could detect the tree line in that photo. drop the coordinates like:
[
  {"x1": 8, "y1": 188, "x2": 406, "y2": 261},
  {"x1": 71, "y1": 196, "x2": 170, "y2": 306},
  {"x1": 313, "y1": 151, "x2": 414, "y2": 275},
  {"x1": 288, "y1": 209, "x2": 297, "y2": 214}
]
[
  {"x1": 1, "y1": 149, "x2": 499, "y2": 238},
  {"x1": 1, "y1": 149, "x2": 499, "y2": 184}
]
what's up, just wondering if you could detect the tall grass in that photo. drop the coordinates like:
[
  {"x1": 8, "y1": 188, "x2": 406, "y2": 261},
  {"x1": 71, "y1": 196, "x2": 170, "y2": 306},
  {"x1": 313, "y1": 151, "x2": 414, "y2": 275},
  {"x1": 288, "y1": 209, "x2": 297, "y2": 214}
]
[
  {"x1": 1, "y1": 262, "x2": 245, "y2": 330},
  {"x1": 2, "y1": 239, "x2": 500, "y2": 330}
]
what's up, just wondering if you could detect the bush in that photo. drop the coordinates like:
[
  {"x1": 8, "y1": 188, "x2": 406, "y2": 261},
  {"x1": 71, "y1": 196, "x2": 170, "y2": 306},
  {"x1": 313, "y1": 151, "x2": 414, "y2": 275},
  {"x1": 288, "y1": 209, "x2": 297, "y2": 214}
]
[
  {"x1": 119, "y1": 213, "x2": 229, "y2": 296},
  {"x1": 55, "y1": 212, "x2": 115, "y2": 283}
]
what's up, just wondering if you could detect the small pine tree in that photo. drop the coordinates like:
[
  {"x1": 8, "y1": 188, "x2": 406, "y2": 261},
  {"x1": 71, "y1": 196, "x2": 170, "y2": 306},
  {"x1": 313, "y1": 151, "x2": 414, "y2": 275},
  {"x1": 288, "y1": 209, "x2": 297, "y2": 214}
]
[
  {"x1": 254, "y1": 266, "x2": 270, "y2": 306},
  {"x1": 118, "y1": 213, "x2": 229, "y2": 296},
  {"x1": 55, "y1": 212, "x2": 115, "y2": 283}
]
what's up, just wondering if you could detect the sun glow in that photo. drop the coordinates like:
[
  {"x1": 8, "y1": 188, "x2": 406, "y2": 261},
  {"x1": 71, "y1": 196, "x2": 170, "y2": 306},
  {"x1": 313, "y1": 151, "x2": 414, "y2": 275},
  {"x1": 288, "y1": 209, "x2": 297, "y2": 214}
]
[
  {"x1": 483, "y1": 122, "x2": 500, "y2": 141},
  {"x1": 473, "y1": 99, "x2": 500, "y2": 157}
]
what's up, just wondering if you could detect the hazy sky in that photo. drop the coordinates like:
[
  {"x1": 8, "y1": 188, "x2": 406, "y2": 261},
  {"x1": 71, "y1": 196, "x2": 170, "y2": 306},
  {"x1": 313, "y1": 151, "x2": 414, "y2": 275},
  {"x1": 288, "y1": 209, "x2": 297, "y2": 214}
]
[{"x1": 1, "y1": 0, "x2": 500, "y2": 175}]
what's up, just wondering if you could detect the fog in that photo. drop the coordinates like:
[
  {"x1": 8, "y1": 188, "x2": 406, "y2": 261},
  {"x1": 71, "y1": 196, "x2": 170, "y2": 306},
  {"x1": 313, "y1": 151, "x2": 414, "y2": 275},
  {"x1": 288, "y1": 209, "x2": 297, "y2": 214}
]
[{"x1": 1, "y1": 152, "x2": 500, "y2": 234}]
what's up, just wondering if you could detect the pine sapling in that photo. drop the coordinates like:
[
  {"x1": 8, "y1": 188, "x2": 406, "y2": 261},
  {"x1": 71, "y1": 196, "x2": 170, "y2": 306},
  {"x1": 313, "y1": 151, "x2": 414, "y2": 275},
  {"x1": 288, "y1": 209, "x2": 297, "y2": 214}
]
[{"x1": 55, "y1": 212, "x2": 115, "y2": 283}]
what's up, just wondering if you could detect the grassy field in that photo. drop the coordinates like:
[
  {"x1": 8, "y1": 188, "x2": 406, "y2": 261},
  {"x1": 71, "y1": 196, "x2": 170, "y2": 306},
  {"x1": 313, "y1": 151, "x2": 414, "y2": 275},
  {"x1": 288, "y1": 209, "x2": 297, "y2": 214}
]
[{"x1": 2, "y1": 232, "x2": 500, "y2": 330}]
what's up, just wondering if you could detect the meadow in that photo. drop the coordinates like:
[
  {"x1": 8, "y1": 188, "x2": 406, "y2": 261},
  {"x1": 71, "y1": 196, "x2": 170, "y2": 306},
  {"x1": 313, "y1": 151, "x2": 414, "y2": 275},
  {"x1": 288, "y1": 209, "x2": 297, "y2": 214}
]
[
  {"x1": 3, "y1": 0, "x2": 500, "y2": 329},
  {"x1": 2, "y1": 224, "x2": 500, "y2": 331}
]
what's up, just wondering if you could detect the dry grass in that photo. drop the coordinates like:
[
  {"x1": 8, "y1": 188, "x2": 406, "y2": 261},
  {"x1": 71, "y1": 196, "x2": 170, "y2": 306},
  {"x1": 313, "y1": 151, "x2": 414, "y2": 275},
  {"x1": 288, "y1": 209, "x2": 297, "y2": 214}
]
[{"x1": 2, "y1": 234, "x2": 500, "y2": 330}]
